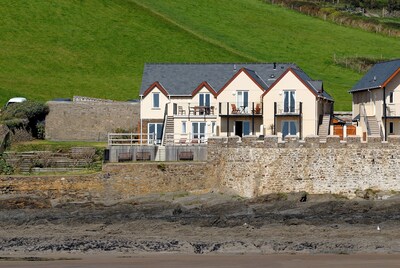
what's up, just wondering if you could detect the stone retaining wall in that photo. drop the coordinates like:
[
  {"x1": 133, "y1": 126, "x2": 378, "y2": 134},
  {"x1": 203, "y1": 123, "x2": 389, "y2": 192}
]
[
  {"x1": 207, "y1": 135, "x2": 400, "y2": 198},
  {"x1": 3, "y1": 135, "x2": 400, "y2": 200},
  {"x1": 45, "y1": 100, "x2": 139, "y2": 141}
]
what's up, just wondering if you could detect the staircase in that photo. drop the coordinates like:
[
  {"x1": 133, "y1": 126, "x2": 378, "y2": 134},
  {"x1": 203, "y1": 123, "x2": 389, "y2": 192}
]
[
  {"x1": 318, "y1": 114, "x2": 331, "y2": 142},
  {"x1": 366, "y1": 116, "x2": 380, "y2": 136},
  {"x1": 163, "y1": 116, "x2": 174, "y2": 145}
]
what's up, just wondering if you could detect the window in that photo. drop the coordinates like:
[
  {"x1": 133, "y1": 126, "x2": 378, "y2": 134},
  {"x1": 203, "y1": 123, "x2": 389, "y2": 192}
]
[
  {"x1": 283, "y1": 90, "x2": 295, "y2": 113},
  {"x1": 390, "y1": 122, "x2": 394, "y2": 134},
  {"x1": 148, "y1": 123, "x2": 163, "y2": 144},
  {"x1": 192, "y1": 122, "x2": 206, "y2": 141},
  {"x1": 211, "y1": 121, "x2": 216, "y2": 135},
  {"x1": 153, "y1": 93, "x2": 160, "y2": 108},
  {"x1": 181, "y1": 121, "x2": 187, "y2": 134},
  {"x1": 282, "y1": 121, "x2": 297, "y2": 138},
  {"x1": 236, "y1": 91, "x2": 249, "y2": 110},
  {"x1": 389, "y1": 92, "x2": 394, "y2": 104},
  {"x1": 199, "y1": 93, "x2": 211, "y2": 107}
]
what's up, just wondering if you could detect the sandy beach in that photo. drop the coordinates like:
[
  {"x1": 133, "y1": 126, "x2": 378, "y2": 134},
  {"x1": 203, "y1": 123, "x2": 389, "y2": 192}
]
[
  {"x1": 1, "y1": 254, "x2": 400, "y2": 268},
  {"x1": 1, "y1": 192, "x2": 400, "y2": 266}
]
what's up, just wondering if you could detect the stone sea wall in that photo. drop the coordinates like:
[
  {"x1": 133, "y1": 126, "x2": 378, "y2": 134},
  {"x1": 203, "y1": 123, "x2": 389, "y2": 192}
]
[
  {"x1": 2, "y1": 135, "x2": 400, "y2": 200},
  {"x1": 207, "y1": 135, "x2": 400, "y2": 198}
]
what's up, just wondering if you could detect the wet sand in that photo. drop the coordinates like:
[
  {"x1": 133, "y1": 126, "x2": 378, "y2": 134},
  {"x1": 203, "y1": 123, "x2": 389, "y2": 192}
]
[{"x1": 1, "y1": 254, "x2": 400, "y2": 268}]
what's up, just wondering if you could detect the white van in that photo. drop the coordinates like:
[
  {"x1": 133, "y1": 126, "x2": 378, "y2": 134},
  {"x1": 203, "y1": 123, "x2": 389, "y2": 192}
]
[{"x1": 6, "y1": 97, "x2": 27, "y2": 107}]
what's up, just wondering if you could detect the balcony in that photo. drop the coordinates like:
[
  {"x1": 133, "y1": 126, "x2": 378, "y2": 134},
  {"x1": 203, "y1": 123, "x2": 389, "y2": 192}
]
[
  {"x1": 218, "y1": 102, "x2": 262, "y2": 117},
  {"x1": 170, "y1": 102, "x2": 217, "y2": 118},
  {"x1": 275, "y1": 102, "x2": 302, "y2": 116},
  {"x1": 386, "y1": 103, "x2": 400, "y2": 117}
]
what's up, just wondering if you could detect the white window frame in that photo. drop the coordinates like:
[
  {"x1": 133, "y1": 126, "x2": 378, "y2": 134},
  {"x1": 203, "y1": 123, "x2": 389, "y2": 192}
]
[
  {"x1": 389, "y1": 91, "x2": 394, "y2": 104},
  {"x1": 181, "y1": 121, "x2": 187, "y2": 134},
  {"x1": 153, "y1": 93, "x2": 160, "y2": 108},
  {"x1": 211, "y1": 121, "x2": 216, "y2": 136},
  {"x1": 282, "y1": 120, "x2": 297, "y2": 138},
  {"x1": 148, "y1": 123, "x2": 163, "y2": 144},
  {"x1": 191, "y1": 122, "x2": 207, "y2": 141},
  {"x1": 283, "y1": 90, "x2": 296, "y2": 113},
  {"x1": 199, "y1": 93, "x2": 211, "y2": 107},
  {"x1": 236, "y1": 91, "x2": 249, "y2": 111}
]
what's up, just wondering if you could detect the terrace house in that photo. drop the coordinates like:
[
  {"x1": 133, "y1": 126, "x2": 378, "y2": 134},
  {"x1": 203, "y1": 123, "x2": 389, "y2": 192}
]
[
  {"x1": 139, "y1": 63, "x2": 334, "y2": 144},
  {"x1": 350, "y1": 59, "x2": 400, "y2": 140}
]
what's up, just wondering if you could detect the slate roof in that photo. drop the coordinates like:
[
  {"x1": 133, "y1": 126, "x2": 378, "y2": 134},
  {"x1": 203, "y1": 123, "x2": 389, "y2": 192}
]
[
  {"x1": 291, "y1": 68, "x2": 334, "y2": 101},
  {"x1": 140, "y1": 63, "x2": 297, "y2": 96},
  {"x1": 349, "y1": 59, "x2": 400, "y2": 93},
  {"x1": 140, "y1": 63, "x2": 333, "y2": 102}
]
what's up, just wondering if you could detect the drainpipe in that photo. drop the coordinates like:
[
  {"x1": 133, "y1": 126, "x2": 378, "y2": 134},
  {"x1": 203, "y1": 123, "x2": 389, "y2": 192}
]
[
  {"x1": 251, "y1": 102, "x2": 255, "y2": 135},
  {"x1": 140, "y1": 95, "x2": 143, "y2": 145},
  {"x1": 274, "y1": 102, "x2": 277, "y2": 135},
  {"x1": 383, "y1": 86, "x2": 387, "y2": 141},
  {"x1": 227, "y1": 102, "x2": 230, "y2": 137},
  {"x1": 299, "y1": 102, "x2": 303, "y2": 140}
]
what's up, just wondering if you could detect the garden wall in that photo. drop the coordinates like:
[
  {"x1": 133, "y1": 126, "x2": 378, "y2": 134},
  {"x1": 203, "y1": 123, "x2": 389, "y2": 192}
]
[{"x1": 45, "y1": 97, "x2": 139, "y2": 141}]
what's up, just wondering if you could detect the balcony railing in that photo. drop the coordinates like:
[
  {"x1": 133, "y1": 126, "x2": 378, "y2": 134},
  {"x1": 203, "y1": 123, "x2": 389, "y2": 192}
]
[
  {"x1": 170, "y1": 102, "x2": 216, "y2": 117},
  {"x1": 108, "y1": 133, "x2": 155, "y2": 146},
  {"x1": 275, "y1": 102, "x2": 301, "y2": 115},
  {"x1": 386, "y1": 104, "x2": 399, "y2": 117},
  {"x1": 218, "y1": 102, "x2": 262, "y2": 116},
  {"x1": 164, "y1": 133, "x2": 214, "y2": 145}
]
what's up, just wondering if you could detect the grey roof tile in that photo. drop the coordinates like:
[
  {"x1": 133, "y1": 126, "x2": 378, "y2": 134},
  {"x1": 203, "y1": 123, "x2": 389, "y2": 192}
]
[
  {"x1": 291, "y1": 68, "x2": 334, "y2": 101},
  {"x1": 349, "y1": 59, "x2": 400, "y2": 93},
  {"x1": 140, "y1": 63, "x2": 297, "y2": 96}
]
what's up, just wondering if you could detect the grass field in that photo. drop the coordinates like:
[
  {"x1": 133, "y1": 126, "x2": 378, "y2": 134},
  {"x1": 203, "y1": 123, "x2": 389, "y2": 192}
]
[{"x1": 1, "y1": 0, "x2": 399, "y2": 110}]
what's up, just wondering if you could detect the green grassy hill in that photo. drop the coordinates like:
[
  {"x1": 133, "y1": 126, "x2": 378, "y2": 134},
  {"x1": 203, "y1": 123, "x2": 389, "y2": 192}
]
[{"x1": 1, "y1": 0, "x2": 399, "y2": 110}]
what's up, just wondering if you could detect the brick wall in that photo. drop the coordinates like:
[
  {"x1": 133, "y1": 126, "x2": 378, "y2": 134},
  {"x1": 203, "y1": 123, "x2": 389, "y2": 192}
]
[{"x1": 45, "y1": 100, "x2": 139, "y2": 141}]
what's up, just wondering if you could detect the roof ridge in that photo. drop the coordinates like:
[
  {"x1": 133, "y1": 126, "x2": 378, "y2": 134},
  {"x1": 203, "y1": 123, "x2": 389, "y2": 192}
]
[{"x1": 373, "y1": 58, "x2": 400, "y2": 65}]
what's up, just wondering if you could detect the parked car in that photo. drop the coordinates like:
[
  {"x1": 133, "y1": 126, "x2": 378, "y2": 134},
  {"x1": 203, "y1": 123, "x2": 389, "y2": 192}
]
[{"x1": 6, "y1": 97, "x2": 27, "y2": 107}]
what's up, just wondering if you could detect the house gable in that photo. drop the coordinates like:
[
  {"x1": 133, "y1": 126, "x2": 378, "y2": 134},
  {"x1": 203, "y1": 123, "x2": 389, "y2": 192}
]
[
  {"x1": 191, "y1": 82, "x2": 217, "y2": 98},
  {"x1": 262, "y1": 68, "x2": 319, "y2": 99},
  {"x1": 382, "y1": 68, "x2": 400, "y2": 88},
  {"x1": 141, "y1": 82, "x2": 169, "y2": 98},
  {"x1": 216, "y1": 68, "x2": 267, "y2": 97},
  {"x1": 350, "y1": 59, "x2": 400, "y2": 92}
]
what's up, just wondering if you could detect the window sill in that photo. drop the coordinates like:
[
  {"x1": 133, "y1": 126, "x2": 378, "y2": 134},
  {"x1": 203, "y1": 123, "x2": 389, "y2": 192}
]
[{"x1": 152, "y1": 107, "x2": 161, "y2": 110}]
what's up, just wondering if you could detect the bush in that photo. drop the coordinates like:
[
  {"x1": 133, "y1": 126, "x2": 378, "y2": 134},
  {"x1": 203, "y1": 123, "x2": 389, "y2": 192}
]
[
  {"x1": 0, "y1": 101, "x2": 49, "y2": 139},
  {"x1": 0, "y1": 154, "x2": 13, "y2": 175}
]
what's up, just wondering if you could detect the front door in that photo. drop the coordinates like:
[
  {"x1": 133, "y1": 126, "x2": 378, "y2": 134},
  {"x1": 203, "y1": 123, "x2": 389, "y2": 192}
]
[
  {"x1": 282, "y1": 121, "x2": 297, "y2": 138},
  {"x1": 235, "y1": 121, "x2": 250, "y2": 137}
]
